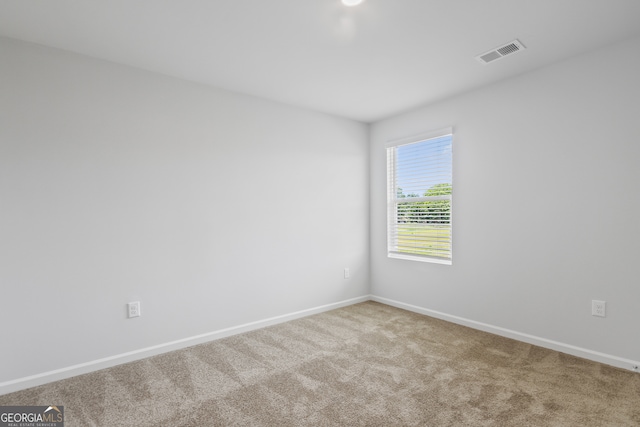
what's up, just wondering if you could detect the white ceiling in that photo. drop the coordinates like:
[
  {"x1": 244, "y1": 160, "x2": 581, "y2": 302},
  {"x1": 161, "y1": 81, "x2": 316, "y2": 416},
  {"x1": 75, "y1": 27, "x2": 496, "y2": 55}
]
[{"x1": 1, "y1": 0, "x2": 640, "y2": 123}]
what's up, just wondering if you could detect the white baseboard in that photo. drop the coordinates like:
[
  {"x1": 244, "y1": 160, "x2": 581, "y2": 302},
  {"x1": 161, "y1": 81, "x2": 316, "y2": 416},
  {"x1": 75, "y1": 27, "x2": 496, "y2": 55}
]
[
  {"x1": 371, "y1": 295, "x2": 640, "y2": 373},
  {"x1": 0, "y1": 295, "x2": 370, "y2": 396},
  {"x1": 4, "y1": 294, "x2": 636, "y2": 396}
]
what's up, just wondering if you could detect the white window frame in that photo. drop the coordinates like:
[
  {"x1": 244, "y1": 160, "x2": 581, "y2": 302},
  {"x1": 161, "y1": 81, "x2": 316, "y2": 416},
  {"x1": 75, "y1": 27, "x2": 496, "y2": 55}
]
[{"x1": 386, "y1": 128, "x2": 453, "y2": 265}]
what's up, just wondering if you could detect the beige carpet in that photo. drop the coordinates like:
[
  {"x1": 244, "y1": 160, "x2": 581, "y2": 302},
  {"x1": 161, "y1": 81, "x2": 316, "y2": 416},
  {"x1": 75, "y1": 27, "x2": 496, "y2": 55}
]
[{"x1": 1, "y1": 301, "x2": 638, "y2": 426}]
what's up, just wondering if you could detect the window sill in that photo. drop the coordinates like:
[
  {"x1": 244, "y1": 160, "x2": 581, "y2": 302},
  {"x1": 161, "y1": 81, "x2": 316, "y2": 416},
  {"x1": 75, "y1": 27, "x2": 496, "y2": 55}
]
[{"x1": 388, "y1": 252, "x2": 452, "y2": 265}]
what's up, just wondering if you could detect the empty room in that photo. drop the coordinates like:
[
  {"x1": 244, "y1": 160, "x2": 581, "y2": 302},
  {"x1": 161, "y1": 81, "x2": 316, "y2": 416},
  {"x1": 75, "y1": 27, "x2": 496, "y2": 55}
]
[{"x1": 1, "y1": 0, "x2": 639, "y2": 425}]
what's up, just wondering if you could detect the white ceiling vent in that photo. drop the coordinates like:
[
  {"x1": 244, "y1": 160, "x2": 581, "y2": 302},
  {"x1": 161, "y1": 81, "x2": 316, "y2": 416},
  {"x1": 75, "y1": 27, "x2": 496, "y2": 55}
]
[{"x1": 475, "y1": 39, "x2": 526, "y2": 64}]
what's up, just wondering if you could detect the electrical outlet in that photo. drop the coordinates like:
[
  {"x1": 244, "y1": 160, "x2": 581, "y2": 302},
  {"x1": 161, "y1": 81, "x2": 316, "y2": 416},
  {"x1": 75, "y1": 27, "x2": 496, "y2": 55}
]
[
  {"x1": 128, "y1": 301, "x2": 141, "y2": 318},
  {"x1": 591, "y1": 300, "x2": 606, "y2": 317},
  {"x1": 344, "y1": 268, "x2": 350, "y2": 279}
]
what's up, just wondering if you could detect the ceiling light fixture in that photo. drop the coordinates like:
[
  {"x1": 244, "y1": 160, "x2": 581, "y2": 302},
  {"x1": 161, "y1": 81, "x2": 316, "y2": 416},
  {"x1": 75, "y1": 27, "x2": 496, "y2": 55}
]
[{"x1": 342, "y1": 0, "x2": 364, "y2": 6}]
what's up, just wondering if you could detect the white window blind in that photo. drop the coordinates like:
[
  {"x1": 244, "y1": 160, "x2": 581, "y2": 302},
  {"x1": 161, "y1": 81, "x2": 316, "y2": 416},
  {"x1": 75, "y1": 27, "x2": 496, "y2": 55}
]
[{"x1": 387, "y1": 129, "x2": 453, "y2": 264}]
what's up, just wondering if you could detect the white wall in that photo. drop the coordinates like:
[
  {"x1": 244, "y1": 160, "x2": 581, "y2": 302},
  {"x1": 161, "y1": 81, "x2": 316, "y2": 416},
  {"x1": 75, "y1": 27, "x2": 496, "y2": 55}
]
[
  {"x1": 0, "y1": 37, "x2": 369, "y2": 388},
  {"x1": 370, "y1": 35, "x2": 640, "y2": 366},
  {"x1": 3, "y1": 31, "x2": 639, "y2": 394}
]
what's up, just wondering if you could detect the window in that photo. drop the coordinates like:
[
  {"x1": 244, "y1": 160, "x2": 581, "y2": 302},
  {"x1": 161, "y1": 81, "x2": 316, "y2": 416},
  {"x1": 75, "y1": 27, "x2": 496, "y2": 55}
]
[{"x1": 387, "y1": 129, "x2": 453, "y2": 264}]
